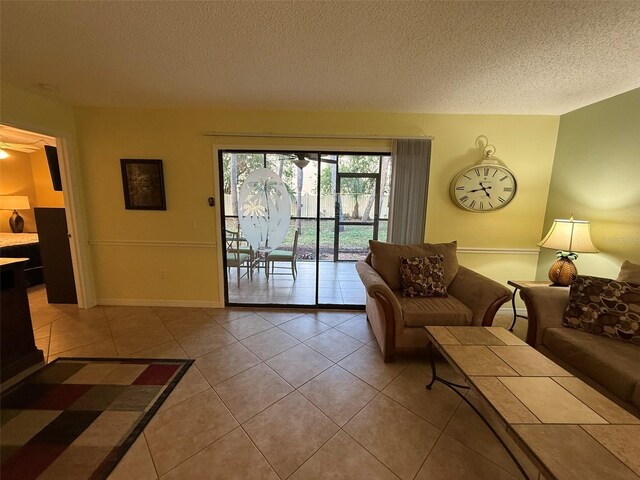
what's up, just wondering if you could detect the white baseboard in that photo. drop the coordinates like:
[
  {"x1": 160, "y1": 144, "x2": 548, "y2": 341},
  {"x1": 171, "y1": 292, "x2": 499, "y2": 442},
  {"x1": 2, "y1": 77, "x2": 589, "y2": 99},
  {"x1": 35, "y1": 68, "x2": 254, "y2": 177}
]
[
  {"x1": 498, "y1": 306, "x2": 527, "y2": 316},
  {"x1": 95, "y1": 301, "x2": 524, "y2": 315},
  {"x1": 97, "y1": 298, "x2": 223, "y2": 309}
]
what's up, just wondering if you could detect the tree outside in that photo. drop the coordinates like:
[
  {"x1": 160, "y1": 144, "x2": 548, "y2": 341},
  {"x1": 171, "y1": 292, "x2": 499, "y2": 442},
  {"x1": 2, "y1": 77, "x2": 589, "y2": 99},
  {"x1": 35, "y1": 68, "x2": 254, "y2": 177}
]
[{"x1": 222, "y1": 152, "x2": 390, "y2": 260}]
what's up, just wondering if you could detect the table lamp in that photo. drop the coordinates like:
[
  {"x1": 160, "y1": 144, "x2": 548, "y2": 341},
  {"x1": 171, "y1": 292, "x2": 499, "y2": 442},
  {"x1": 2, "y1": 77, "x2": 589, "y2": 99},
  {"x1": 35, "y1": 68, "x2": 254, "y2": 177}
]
[
  {"x1": 0, "y1": 195, "x2": 31, "y2": 233},
  {"x1": 538, "y1": 215, "x2": 598, "y2": 286}
]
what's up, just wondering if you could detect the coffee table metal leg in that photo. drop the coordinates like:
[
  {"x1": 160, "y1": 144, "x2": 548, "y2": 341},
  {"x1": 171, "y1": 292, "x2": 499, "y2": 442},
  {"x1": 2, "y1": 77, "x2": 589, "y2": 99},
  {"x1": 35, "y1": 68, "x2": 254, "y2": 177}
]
[
  {"x1": 425, "y1": 341, "x2": 530, "y2": 479},
  {"x1": 426, "y1": 342, "x2": 469, "y2": 391},
  {"x1": 426, "y1": 342, "x2": 437, "y2": 390},
  {"x1": 442, "y1": 382, "x2": 531, "y2": 479}
]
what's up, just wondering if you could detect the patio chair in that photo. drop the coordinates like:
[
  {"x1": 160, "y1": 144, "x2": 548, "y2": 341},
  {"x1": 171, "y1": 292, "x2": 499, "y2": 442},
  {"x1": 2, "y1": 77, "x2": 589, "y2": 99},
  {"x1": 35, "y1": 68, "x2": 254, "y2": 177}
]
[
  {"x1": 266, "y1": 229, "x2": 300, "y2": 279},
  {"x1": 225, "y1": 229, "x2": 253, "y2": 286}
]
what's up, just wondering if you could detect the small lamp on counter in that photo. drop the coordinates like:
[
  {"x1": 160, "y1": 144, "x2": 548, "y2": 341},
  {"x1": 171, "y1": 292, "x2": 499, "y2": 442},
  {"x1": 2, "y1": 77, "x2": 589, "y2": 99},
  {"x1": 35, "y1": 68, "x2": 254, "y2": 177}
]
[
  {"x1": 538, "y1": 215, "x2": 599, "y2": 286},
  {"x1": 0, "y1": 195, "x2": 31, "y2": 233}
]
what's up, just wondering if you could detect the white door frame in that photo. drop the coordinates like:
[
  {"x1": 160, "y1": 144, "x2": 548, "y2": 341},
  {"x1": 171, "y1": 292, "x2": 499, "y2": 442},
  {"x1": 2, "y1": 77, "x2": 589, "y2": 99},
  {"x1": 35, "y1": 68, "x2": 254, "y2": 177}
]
[{"x1": 1, "y1": 120, "x2": 95, "y2": 308}]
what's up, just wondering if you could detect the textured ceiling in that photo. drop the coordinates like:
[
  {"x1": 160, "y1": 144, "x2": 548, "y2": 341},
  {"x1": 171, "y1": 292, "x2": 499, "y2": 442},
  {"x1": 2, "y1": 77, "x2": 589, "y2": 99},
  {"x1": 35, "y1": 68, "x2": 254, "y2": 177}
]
[{"x1": 1, "y1": 1, "x2": 639, "y2": 114}]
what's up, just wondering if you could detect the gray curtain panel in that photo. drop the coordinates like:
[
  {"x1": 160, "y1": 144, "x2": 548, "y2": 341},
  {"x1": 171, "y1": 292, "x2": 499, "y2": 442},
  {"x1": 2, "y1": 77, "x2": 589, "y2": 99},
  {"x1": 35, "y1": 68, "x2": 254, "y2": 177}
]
[{"x1": 388, "y1": 139, "x2": 432, "y2": 244}]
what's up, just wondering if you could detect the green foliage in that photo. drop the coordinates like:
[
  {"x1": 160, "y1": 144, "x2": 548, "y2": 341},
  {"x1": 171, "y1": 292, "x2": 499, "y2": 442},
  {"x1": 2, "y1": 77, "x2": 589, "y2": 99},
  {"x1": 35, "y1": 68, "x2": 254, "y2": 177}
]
[
  {"x1": 319, "y1": 155, "x2": 381, "y2": 194},
  {"x1": 280, "y1": 220, "x2": 387, "y2": 253},
  {"x1": 223, "y1": 152, "x2": 387, "y2": 253},
  {"x1": 222, "y1": 153, "x2": 264, "y2": 194}
]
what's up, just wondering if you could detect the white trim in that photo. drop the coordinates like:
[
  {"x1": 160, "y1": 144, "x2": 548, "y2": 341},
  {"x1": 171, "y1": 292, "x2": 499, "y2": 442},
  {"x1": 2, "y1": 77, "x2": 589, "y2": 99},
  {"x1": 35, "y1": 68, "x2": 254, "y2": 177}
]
[
  {"x1": 0, "y1": 120, "x2": 95, "y2": 308},
  {"x1": 457, "y1": 247, "x2": 539, "y2": 255},
  {"x1": 204, "y1": 132, "x2": 434, "y2": 141},
  {"x1": 212, "y1": 145, "x2": 226, "y2": 307},
  {"x1": 56, "y1": 136, "x2": 94, "y2": 307},
  {"x1": 97, "y1": 298, "x2": 223, "y2": 308},
  {"x1": 498, "y1": 306, "x2": 527, "y2": 316},
  {"x1": 90, "y1": 240, "x2": 216, "y2": 248}
]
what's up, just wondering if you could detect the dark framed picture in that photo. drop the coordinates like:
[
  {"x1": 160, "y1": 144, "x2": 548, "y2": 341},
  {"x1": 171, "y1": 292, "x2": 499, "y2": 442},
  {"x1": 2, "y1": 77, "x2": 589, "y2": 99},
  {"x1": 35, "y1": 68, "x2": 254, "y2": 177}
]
[{"x1": 120, "y1": 159, "x2": 166, "y2": 210}]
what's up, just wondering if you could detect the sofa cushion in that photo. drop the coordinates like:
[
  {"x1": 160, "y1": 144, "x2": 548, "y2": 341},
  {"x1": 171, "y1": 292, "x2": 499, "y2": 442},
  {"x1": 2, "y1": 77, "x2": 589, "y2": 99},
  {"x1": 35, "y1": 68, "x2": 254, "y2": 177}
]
[
  {"x1": 399, "y1": 255, "x2": 447, "y2": 298},
  {"x1": 563, "y1": 275, "x2": 640, "y2": 344},
  {"x1": 617, "y1": 260, "x2": 640, "y2": 284},
  {"x1": 369, "y1": 240, "x2": 458, "y2": 290},
  {"x1": 543, "y1": 327, "x2": 640, "y2": 404},
  {"x1": 394, "y1": 292, "x2": 472, "y2": 327}
]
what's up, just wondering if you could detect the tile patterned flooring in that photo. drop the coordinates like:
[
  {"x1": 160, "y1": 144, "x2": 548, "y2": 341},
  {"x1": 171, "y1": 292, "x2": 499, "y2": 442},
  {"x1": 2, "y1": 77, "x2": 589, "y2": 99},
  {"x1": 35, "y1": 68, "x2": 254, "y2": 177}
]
[
  {"x1": 26, "y1": 285, "x2": 528, "y2": 479},
  {"x1": 227, "y1": 261, "x2": 367, "y2": 306}
]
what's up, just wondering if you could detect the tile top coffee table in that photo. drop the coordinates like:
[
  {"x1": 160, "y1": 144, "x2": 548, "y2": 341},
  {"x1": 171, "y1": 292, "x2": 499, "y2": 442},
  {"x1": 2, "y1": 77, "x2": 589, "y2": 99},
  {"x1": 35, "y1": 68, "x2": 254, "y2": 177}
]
[{"x1": 424, "y1": 325, "x2": 640, "y2": 480}]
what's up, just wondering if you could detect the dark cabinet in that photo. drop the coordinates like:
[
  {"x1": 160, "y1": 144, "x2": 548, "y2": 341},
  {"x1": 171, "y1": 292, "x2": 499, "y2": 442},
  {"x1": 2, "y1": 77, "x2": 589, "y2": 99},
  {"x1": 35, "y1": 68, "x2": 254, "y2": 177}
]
[
  {"x1": 34, "y1": 207, "x2": 77, "y2": 304},
  {"x1": 1, "y1": 258, "x2": 44, "y2": 382}
]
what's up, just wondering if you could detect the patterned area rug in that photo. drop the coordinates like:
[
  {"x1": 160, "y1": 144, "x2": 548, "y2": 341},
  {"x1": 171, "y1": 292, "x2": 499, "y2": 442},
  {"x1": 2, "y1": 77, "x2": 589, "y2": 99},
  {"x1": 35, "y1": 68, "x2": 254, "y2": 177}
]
[{"x1": 1, "y1": 357, "x2": 193, "y2": 480}]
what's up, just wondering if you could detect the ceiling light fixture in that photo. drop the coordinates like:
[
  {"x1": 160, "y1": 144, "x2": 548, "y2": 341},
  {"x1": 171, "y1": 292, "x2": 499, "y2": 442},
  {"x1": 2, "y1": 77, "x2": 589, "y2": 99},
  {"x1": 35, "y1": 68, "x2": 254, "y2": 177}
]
[
  {"x1": 293, "y1": 158, "x2": 310, "y2": 169},
  {"x1": 0, "y1": 148, "x2": 9, "y2": 159},
  {"x1": 292, "y1": 153, "x2": 315, "y2": 169}
]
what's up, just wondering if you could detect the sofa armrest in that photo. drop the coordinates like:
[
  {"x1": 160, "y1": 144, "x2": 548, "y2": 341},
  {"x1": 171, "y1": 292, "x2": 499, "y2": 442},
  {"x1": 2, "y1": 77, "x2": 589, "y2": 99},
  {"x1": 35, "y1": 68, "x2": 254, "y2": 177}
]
[
  {"x1": 355, "y1": 260, "x2": 403, "y2": 322},
  {"x1": 520, "y1": 286, "x2": 569, "y2": 347},
  {"x1": 356, "y1": 260, "x2": 404, "y2": 361},
  {"x1": 447, "y1": 266, "x2": 512, "y2": 326}
]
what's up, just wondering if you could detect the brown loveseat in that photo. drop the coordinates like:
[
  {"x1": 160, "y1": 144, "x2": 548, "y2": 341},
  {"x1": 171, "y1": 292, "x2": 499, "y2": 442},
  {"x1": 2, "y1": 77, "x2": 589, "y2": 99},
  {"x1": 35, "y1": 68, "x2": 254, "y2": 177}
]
[
  {"x1": 356, "y1": 241, "x2": 512, "y2": 362},
  {"x1": 521, "y1": 260, "x2": 640, "y2": 415}
]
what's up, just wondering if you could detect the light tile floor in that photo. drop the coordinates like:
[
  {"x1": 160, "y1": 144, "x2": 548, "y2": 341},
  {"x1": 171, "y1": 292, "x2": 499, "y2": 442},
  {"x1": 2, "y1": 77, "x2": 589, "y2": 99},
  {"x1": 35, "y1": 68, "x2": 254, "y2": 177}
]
[
  {"x1": 26, "y1": 285, "x2": 528, "y2": 480},
  {"x1": 227, "y1": 261, "x2": 366, "y2": 306}
]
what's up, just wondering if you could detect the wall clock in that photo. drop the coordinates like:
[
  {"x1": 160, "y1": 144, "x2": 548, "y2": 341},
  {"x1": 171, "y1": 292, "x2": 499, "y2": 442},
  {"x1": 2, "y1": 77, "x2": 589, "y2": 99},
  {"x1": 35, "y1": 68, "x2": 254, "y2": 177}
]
[{"x1": 449, "y1": 145, "x2": 517, "y2": 213}]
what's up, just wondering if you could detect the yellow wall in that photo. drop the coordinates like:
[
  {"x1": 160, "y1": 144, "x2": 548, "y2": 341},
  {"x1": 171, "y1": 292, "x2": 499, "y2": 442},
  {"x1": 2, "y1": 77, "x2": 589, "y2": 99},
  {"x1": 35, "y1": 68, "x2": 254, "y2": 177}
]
[
  {"x1": 422, "y1": 115, "x2": 559, "y2": 292},
  {"x1": 0, "y1": 149, "x2": 38, "y2": 232},
  {"x1": 30, "y1": 148, "x2": 65, "y2": 207},
  {"x1": 1, "y1": 82, "x2": 96, "y2": 307},
  {"x1": 74, "y1": 107, "x2": 559, "y2": 306},
  {"x1": 537, "y1": 88, "x2": 640, "y2": 280},
  {"x1": 0, "y1": 148, "x2": 65, "y2": 232}
]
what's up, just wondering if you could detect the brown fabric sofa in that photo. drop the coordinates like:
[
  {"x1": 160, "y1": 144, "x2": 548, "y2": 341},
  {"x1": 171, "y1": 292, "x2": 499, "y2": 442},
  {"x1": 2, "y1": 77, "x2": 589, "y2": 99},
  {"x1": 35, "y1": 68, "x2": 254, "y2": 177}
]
[
  {"x1": 356, "y1": 241, "x2": 512, "y2": 362},
  {"x1": 521, "y1": 263, "x2": 640, "y2": 415}
]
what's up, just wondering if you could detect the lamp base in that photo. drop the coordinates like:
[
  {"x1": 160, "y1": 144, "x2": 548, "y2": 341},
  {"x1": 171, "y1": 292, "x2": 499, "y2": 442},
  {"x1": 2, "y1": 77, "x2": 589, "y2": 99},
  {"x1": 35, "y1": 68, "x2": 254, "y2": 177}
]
[
  {"x1": 548, "y1": 257, "x2": 577, "y2": 286},
  {"x1": 9, "y1": 210, "x2": 24, "y2": 233}
]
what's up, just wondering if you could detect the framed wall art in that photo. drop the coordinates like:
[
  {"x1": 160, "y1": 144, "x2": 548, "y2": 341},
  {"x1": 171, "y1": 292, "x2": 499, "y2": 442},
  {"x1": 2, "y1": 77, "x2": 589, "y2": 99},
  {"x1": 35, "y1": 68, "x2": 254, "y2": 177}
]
[{"x1": 120, "y1": 159, "x2": 167, "y2": 210}]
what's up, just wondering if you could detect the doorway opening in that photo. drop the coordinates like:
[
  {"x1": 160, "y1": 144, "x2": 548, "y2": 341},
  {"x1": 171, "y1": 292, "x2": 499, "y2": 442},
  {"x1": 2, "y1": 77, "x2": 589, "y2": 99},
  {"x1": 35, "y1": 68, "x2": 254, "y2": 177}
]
[
  {"x1": 218, "y1": 150, "x2": 391, "y2": 308},
  {"x1": 0, "y1": 124, "x2": 78, "y2": 306}
]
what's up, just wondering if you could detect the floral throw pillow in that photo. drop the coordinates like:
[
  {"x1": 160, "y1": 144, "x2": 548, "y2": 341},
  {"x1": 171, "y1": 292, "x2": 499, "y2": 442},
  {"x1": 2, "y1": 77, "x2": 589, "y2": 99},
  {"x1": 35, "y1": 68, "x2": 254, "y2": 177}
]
[
  {"x1": 399, "y1": 255, "x2": 448, "y2": 298},
  {"x1": 563, "y1": 275, "x2": 640, "y2": 345}
]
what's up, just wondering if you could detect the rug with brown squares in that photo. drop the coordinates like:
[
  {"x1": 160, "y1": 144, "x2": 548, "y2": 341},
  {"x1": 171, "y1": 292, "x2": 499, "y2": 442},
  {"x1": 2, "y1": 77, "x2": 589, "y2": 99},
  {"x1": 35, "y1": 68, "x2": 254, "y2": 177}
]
[{"x1": 1, "y1": 357, "x2": 193, "y2": 480}]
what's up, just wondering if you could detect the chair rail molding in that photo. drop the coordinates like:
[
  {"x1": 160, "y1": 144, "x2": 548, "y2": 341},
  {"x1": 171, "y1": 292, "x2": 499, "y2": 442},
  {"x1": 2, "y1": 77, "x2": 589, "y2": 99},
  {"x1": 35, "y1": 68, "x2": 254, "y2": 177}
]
[
  {"x1": 457, "y1": 247, "x2": 540, "y2": 255},
  {"x1": 90, "y1": 239, "x2": 216, "y2": 248}
]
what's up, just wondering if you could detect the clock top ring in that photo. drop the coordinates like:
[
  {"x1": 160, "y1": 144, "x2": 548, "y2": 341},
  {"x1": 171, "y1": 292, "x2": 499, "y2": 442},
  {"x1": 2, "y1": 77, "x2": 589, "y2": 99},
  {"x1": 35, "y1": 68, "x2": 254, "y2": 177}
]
[{"x1": 450, "y1": 147, "x2": 517, "y2": 213}]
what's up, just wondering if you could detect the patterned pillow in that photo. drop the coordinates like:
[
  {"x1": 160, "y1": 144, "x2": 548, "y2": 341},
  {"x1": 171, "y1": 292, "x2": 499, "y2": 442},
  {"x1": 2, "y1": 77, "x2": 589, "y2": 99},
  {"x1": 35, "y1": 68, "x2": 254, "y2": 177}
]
[
  {"x1": 399, "y1": 255, "x2": 448, "y2": 298},
  {"x1": 617, "y1": 260, "x2": 640, "y2": 284},
  {"x1": 563, "y1": 275, "x2": 640, "y2": 345}
]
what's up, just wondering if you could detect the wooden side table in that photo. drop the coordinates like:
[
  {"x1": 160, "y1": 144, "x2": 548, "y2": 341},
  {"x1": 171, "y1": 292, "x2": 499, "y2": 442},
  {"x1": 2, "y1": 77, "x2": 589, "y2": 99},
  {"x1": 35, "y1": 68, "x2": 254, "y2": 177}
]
[{"x1": 506, "y1": 280, "x2": 551, "y2": 331}]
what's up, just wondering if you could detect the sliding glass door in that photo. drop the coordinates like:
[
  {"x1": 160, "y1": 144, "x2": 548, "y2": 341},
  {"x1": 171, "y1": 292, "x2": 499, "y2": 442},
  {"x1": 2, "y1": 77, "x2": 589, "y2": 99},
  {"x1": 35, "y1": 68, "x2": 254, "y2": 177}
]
[{"x1": 219, "y1": 150, "x2": 390, "y2": 308}]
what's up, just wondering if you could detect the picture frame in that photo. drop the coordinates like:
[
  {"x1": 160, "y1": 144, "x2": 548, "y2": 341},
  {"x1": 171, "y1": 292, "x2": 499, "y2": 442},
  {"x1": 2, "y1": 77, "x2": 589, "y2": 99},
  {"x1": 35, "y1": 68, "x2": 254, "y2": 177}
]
[{"x1": 120, "y1": 159, "x2": 167, "y2": 210}]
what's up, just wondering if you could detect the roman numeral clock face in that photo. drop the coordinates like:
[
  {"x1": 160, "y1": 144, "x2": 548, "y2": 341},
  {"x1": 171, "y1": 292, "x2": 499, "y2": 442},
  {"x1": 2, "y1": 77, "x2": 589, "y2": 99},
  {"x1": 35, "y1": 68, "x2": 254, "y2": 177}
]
[{"x1": 450, "y1": 164, "x2": 517, "y2": 212}]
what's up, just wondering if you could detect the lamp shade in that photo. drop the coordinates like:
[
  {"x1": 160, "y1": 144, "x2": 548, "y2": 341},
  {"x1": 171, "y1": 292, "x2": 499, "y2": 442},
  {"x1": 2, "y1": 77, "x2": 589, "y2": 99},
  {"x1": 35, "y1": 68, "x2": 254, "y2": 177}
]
[
  {"x1": 0, "y1": 195, "x2": 31, "y2": 211},
  {"x1": 538, "y1": 217, "x2": 598, "y2": 253}
]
